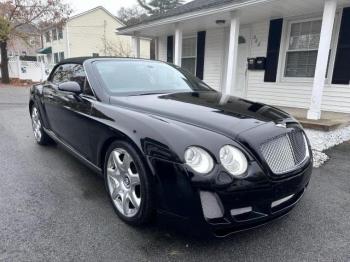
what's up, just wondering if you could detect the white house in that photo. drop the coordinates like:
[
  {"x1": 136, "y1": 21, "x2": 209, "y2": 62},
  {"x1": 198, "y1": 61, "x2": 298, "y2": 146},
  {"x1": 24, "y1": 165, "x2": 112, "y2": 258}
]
[
  {"x1": 118, "y1": 0, "x2": 350, "y2": 120},
  {"x1": 37, "y1": 6, "x2": 151, "y2": 65}
]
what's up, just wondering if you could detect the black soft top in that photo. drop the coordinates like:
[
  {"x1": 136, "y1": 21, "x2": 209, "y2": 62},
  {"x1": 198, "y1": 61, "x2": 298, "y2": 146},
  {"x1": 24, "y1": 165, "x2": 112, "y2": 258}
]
[
  {"x1": 56, "y1": 57, "x2": 91, "y2": 65},
  {"x1": 56, "y1": 56, "x2": 117, "y2": 65},
  {"x1": 56, "y1": 56, "x2": 153, "y2": 66}
]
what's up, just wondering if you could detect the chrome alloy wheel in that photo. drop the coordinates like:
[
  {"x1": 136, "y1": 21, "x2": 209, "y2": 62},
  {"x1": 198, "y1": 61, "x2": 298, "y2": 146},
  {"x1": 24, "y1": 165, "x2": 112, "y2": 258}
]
[
  {"x1": 31, "y1": 107, "x2": 42, "y2": 142},
  {"x1": 107, "y1": 148, "x2": 141, "y2": 217}
]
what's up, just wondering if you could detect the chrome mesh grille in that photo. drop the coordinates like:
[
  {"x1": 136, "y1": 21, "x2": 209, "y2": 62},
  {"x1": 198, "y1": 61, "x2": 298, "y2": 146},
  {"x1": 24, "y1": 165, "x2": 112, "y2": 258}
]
[{"x1": 260, "y1": 131, "x2": 309, "y2": 175}]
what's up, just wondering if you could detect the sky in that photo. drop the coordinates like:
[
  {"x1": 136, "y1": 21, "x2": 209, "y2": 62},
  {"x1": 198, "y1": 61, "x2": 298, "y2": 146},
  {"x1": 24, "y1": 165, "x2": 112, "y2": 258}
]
[{"x1": 68, "y1": 0, "x2": 191, "y2": 15}]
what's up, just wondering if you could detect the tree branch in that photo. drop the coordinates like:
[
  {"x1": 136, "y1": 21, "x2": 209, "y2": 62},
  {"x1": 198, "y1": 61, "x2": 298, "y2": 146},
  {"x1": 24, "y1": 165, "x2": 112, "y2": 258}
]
[{"x1": 137, "y1": 0, "x2": 153, "y2": 12}]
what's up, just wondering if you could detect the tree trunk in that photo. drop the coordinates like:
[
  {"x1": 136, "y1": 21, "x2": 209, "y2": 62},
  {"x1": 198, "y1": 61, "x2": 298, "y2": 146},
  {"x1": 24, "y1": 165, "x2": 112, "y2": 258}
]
[{"x1": 0, "y1": 41, "x2": 10, "y2": 84}]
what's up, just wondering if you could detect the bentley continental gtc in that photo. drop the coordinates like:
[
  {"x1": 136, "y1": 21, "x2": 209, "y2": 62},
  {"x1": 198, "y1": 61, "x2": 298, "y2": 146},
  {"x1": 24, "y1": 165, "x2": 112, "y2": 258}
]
[{"x1": 29, "y1": 57, "x2": 312, "y2": 237}]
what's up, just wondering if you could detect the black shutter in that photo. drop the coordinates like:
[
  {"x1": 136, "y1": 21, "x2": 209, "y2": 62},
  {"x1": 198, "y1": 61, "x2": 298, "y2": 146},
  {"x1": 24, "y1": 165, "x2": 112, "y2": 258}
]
[
  {"x1": 264, "y1": 18, "x2": 283, "y2": 82},
  {"x1": 332, "y1": 7, "x2": 350, "y2": 84},
  {"x1": 196, "y1": 31, "x2": 206, "y2": 80},
  {"x1": 167, "y1": 35, "x2": 174, "y2": 63}
]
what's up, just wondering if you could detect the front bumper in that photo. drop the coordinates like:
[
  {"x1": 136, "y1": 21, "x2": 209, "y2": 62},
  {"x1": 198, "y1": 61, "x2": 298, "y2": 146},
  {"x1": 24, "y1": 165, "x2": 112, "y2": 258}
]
[
  {"x1": 198, "y1": 162, "x2": 312, "y2": 237},
  {"x1": 148, "y1": 156, "x2": 312, "y2": 237}
]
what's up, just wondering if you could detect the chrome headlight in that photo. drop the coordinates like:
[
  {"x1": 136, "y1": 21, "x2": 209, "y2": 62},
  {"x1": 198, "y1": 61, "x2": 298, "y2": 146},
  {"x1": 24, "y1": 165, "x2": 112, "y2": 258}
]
[
  {"x1": 184, "y1": 146, "x2": 214, "y2": 174},
  {"x1": 219, "y1": 145, "x2": 248, "y2": 177}
]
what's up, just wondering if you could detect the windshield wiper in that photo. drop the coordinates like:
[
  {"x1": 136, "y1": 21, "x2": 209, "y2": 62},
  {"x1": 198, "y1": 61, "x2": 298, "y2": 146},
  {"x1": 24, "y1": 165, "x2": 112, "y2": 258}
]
[{"x1": 131, "y1": 92, "x2": 168, "y2": 96}]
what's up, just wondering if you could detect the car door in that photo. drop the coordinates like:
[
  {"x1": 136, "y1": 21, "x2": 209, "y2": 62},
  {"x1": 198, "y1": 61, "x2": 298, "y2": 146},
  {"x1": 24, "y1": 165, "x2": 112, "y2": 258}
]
[
  {"x1": 42, "y1": 64, "x2": 69, "y2": 135},
  {"x1": 43, "y1": 63, "x2": 95, "y2": 161}
]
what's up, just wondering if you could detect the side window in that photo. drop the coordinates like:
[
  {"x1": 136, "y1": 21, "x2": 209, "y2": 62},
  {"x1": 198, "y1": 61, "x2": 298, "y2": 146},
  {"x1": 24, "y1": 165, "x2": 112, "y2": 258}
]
[
  {"x1": 70, "y1": 64, "x2": 95, "y2": 96},
  {"x1": 51, "y1": 67, "x2": 61, "y2": 84},
  {"x1": 51, "y1": 64, "x2": 72, "y2": 84},
  {"x1": 70, "y1": 64, "x2": 85, "y2": 89},
  {"x1": 84, "y1": 78, "x2": 94, "y2": 96},
  {"x1": 51, "y1": 63, "x2": 95, "y2": 96}
]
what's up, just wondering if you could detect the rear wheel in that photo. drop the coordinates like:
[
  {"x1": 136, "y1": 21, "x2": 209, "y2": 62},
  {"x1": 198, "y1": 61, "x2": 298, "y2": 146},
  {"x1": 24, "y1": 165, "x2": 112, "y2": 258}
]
[
  {"x1": 104, "y1": 141, "x2": 154, "y2": 225},
  {"x1": 31, "y1": 106, "x2": 53, "y2": 145}
]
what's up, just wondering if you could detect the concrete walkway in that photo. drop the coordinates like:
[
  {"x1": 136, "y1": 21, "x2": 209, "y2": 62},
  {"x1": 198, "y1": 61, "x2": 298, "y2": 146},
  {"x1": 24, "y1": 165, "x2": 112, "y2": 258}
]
[{"x1": 279, "y1": 106, "x2": 350, "y2": 131}]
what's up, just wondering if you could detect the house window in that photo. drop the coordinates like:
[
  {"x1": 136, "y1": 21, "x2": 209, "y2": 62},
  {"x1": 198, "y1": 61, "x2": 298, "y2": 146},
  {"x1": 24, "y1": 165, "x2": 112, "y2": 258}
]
[
  {"x1": 58, "y1": 28, "x2": 63, "y2": 39},
  {"x1": 181, "y1": 37, "x2": 197, "y2": 75},
  {"x1": 59, "y1": 52, "x2": 64, "y2": 61},
  {"x1": 52, "y1": 28, "x2": 57, "y2": 41},
  {"x1": 45, "y1": 31, "x2": 51, "y2": 42},
  {"x1": 284, "y1": 19, "x2": 323, "y2": 78},
  {"x1": 54, "y1": 53, "x2": 59, "y2": 64}
]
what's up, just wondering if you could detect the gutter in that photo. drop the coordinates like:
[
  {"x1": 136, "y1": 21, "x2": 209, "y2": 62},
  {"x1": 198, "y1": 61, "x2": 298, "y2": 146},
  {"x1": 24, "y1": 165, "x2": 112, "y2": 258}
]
[{"x1": 117, "y1": 0, "x2": 277, "y2": 35}]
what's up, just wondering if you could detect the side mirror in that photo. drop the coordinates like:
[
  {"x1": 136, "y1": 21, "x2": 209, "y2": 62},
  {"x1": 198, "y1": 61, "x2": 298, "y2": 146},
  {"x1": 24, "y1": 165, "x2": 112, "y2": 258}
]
[{"x1": 58, "y1": 81, "x2": 81, "y2": 94}]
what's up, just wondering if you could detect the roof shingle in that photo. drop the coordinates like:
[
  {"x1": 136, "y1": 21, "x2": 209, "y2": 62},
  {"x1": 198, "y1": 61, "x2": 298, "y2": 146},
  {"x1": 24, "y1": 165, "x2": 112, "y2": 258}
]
[{"x1": 120, "y1": 0, "x2": 249, "y2": 30}]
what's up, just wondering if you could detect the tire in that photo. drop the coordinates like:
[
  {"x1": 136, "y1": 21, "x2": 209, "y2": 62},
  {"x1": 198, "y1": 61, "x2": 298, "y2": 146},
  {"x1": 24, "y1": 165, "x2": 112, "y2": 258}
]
[
  {"x1": 30, "y1": 105, "x2": 53, "y2": 145},
  {"x1": 104, "y1": 140, "x2": 154, "y2": 226}
]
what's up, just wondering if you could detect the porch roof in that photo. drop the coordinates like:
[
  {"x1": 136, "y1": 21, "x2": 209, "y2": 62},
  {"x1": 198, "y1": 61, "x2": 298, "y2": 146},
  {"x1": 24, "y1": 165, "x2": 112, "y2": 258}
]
[
  {"x1": 36, "y1": 47, "x2": 52, "y2": 54},
  {"x1": 119, "y1": 0, "x2": 250, "y2": 30},
  {"x1": 118, "y1": 0, "x2": 350, "y2": 37}
]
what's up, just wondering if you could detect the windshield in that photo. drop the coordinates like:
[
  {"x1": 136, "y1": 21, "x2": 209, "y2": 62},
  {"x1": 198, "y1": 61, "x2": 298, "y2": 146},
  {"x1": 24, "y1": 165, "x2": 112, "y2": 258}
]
[{"x1": 93, "y1": 60, "x2": 213, "y2": 95}]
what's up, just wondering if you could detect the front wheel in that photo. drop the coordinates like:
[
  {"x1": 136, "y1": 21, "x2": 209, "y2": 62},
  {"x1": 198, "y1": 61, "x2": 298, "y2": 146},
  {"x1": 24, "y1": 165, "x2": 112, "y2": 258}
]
[
  {"x1": 104, "y1": 141, "x2": 154, "y2": 225},
  {"x1": 31, "y1": 105, "x2": 53, "y2": 145}
]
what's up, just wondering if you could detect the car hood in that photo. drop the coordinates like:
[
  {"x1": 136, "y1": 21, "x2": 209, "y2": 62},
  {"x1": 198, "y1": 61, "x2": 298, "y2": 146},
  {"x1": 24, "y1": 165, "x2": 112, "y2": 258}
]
[{"x1": 109, "y1": 91, "x2": 294, "y2": 139}]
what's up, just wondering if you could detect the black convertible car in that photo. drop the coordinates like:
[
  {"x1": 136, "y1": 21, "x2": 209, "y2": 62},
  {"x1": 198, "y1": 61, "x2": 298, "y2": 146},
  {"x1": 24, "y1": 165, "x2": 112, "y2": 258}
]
[{"x1": 29, "y1": 57, "x2": 312, "y2": 237}]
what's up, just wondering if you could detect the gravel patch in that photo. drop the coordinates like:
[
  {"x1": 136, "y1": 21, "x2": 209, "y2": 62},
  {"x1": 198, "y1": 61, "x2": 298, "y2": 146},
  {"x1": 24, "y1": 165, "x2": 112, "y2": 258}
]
[{"x1": 305, "y1": 125, "x2": 350, "y2": 167}]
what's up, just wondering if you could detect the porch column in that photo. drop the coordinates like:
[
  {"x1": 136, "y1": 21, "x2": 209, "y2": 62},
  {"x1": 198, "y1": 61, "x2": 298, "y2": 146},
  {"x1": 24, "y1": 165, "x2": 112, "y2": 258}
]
[
  {"x1": 132, "y1": 36, "x2": 141, "y2": 58},
  {"x1": 224, "y1": 11, "x2": 240, "y2": 95},
  {"x1": 174, "y1": 23, "x2": 183, "y2": 66},
  {"x1": 307, "y1": 0, "x2": 337, "y2": 120}
]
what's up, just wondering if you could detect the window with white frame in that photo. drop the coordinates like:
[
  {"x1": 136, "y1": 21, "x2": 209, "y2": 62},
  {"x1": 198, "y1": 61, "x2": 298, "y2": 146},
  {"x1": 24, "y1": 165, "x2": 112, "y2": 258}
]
[
  {"x1": 181, "y1": 37, "x2": 197, "y2": 75},
  {"x1": 45, "y1": 31, "x2": 51, "y2": 42},
  {"x1": 52, "y1": 28, "x2": 57, "y2": 41},
  {"x1": 284, "y1": 19, "x2": 323, "y2": 78},
  {"x1": 54, "y1": 53, "x2": 59, "y2": 64},
  {"x1": 58, "y1": 28, "x2": 63, "y2": 39},
  {"x1": 59, "y1": 52, "x2": 64, "y2": 61}
]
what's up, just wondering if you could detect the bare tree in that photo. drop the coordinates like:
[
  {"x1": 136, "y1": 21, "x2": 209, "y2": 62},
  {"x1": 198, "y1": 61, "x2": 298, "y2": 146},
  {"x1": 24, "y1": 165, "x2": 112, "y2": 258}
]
[
  {"x1": 0, "y1": 0, "x2": 72, "y2": 83},
  {"x1": 137, "y1": 0, "x2": 183, "y2": 15},
  {"x1": 100, "y1": 38, "x2": 133, "y2": 58},
  {"x1": 117, "y1": 6, "x2": 148, "y2": 26}
]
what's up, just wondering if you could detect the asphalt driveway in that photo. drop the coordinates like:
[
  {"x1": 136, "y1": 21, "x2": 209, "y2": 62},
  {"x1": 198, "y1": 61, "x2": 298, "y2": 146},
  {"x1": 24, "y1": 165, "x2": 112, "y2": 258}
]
[{"x1": 0, "y1": 87, "x2": 349, "y2": 262}]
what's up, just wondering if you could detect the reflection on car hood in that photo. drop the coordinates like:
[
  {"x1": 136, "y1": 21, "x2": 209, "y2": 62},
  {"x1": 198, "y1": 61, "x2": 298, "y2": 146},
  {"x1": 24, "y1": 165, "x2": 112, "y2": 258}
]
[{"x1": 109, "y1": 91, "x2": 294, "y2": 139}]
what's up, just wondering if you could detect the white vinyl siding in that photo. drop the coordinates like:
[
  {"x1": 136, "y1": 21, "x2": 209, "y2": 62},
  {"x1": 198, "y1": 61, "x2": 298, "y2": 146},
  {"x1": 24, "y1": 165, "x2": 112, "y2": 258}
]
[
  {"x1": 246, "y1": 19, "x2": 350, "y2": 113},
  {"x1": 156, "y1": 29, "x2": 226, "y2": 90},
  {"x1": 203, "y1": 28, "x2": 226, "y2": 90},
  {"x1": 156, "y1": 10, "x2": 350, "y2": 113}
]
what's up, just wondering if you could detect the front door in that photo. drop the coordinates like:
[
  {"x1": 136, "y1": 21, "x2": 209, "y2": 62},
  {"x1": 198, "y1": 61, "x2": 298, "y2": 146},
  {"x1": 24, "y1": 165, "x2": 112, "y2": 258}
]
[
  {"x1": 235, "y1": 27, "x2": 251, "y2": 98},
  {"x1": 43, "y1": 63, "x2": 94, "y2": 161}
]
